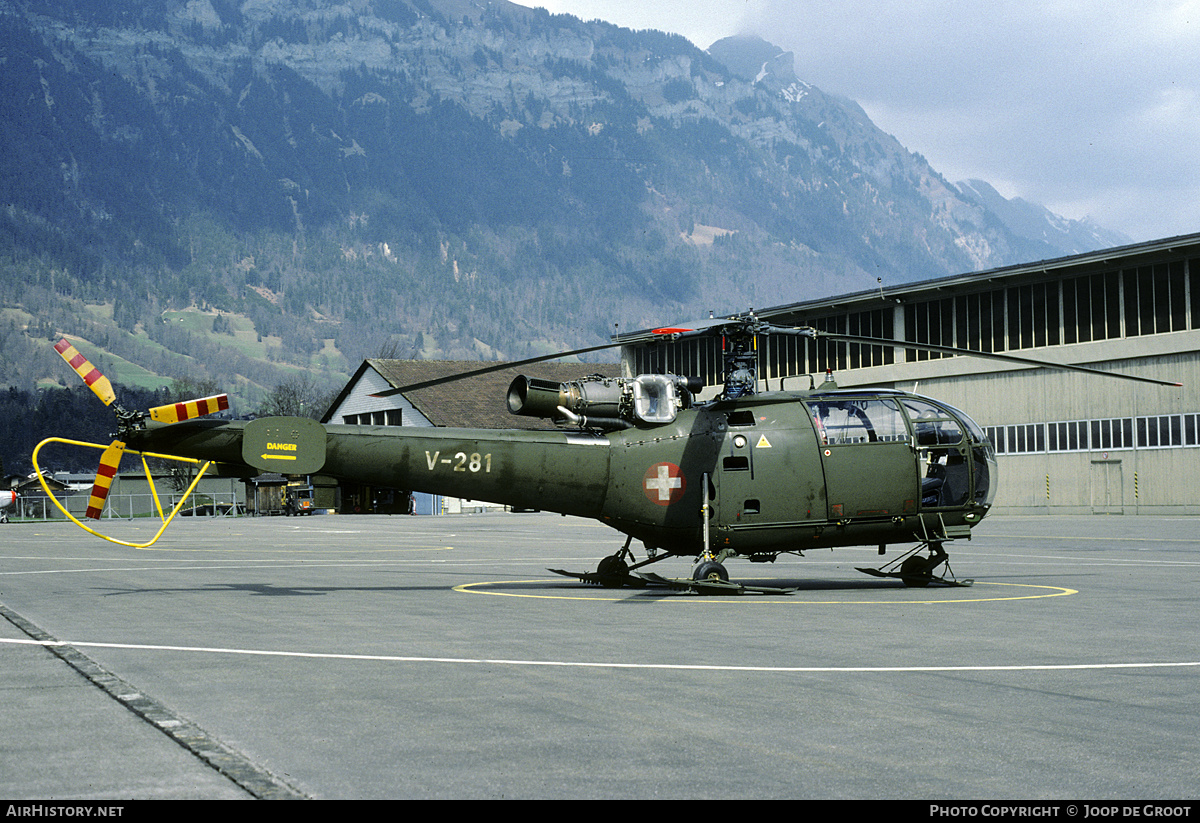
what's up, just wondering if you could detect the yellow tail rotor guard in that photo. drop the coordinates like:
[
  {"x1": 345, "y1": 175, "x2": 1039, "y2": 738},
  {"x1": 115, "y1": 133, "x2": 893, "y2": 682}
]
[{"x1": 32, "y1": 436, "x2": 213, "y2": 549}]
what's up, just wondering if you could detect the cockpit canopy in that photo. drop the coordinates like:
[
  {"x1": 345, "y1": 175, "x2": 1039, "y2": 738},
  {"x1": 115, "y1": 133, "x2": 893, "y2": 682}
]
[{"x1": 805, "y1": 391, "x2": 997, "y2": 510}]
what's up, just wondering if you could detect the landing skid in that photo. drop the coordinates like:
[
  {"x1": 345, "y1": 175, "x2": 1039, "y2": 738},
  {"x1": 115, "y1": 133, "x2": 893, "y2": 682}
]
[
  {"x1": 856, "y1": 543, "x2": 973, "y2": 588},
  {"x1": 548, "y1": 567, "x2": 650, "y2": 588},
  {"x1": 637, "y1": 572, "x2": 795, "y2": 596},
  {"x1": 548, "y1": 536, "x2": 674, "y2": 588},
  {"x1": 856, "y1": 567, "x2": 973, "y2": 587},
  {"x1": 546, "y1": 567, "x2": 794, "y2": 595}
]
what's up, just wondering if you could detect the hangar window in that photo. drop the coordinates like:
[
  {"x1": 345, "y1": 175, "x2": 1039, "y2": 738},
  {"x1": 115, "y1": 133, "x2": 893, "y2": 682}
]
[
  {"x1": 846, "y1": 309, "x2": 894, "y2": 368},
  {"x1": 629, "y1": 336, "x2": 721, "y2": 387},
  {"x1": 1137, "y1": 415, "x2": 1185, "y2": 449},
  {"x1": 905, "y1": 300, "x2": 954, "y2": 361},
  {"x1": 1125, "y1": 263, "x2": 1190, "y2": 337},
  {"x1": 1008, "y1": 285, "x2": 1035, "y2": 349},
  {"x1": 806, "y1": 311, "x2": 894, "y2": 373},
  {"x1": 627, "y1": 253, "x2": 1196, "y2": 394},
  {"x1": 1064, "y1": 274, "x2": 1107, "y2": 344},
  {"x1": 1048, "y1": 421, "x2": 1088, "y2": 452},
  {"x1": 1190, "y1": 259, "x2": 1200, "y2": 329},
  {"x1": 1089, "y1": 418, "x2": 1135, "y2": 451},
  {"x1": 902, "y1": 260, "x2": 1193, "y2": 361},
  {"x1": 986, "y1": 414, "x2": 1200, "y2": 455},
  {"x1": 993, "y1": 423, "x2": 1044, "y2": 454}
]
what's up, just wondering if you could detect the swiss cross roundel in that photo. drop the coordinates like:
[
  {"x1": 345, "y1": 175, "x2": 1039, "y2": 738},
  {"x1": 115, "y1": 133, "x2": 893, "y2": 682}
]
[{"x1": 643, "y1": 462, "x2": 686, "y2": 506}]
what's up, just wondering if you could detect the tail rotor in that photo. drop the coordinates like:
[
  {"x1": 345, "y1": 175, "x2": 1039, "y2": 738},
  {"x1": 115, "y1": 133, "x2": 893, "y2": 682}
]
[{"x1": 50, "y1": 337, "x2": 230, "y2": 521}]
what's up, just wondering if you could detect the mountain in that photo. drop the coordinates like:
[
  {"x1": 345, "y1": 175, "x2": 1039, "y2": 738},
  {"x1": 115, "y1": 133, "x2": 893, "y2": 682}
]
[
  {"x1": 0, "y1": 1, "x2": 1128, "y2": 413},
  {"x1": 954, "y1": 179, "x2": 1131, "y2": 256}
]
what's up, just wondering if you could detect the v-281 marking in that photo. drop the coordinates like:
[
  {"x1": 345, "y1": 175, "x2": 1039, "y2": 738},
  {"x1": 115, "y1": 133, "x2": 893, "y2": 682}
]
[{"x1": 425, "y1": 450, "x2": 493, "y2": 473}]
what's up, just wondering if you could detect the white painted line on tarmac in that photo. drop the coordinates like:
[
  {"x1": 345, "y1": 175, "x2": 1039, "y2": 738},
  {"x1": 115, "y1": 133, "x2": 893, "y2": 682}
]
[{"x1": 2, "y1": 636, "x2": 1197, "y2": 675}]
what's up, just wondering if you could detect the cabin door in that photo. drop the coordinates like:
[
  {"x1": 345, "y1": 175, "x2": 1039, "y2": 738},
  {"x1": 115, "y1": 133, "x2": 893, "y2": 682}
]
[{"x1": 807, "y1": 397, "x2": 919, "y2": 520}]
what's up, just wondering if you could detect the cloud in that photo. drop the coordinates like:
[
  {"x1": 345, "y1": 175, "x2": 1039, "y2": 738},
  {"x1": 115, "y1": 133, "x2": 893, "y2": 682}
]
[
  {"x1": 520, "y1": 0, "x2": 748, "y2": 50},
  {"x1": 739, "y1": 0, "x2": 1200, "y2": 239}
]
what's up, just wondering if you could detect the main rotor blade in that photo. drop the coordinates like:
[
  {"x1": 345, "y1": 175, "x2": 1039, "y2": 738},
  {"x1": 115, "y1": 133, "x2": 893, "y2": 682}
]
[
  {"x1": 54, "y1": 339, "x2": 117, "y2": 406},
  {"x1": 377, "y1": 319, "x2": 752, "y2": 396},
  {"x1": 623, "y1": 315, "x2": 753, "y2": 343},
  {"x1": 371, "y1": 341, "x2": 624, "y2": 396},
  {"x1": 375, "y1": 313, "x2": 1179, "y2": 399},
  {"x1": 803, "y1": 329, "x2": 1182, "y2": 387}
]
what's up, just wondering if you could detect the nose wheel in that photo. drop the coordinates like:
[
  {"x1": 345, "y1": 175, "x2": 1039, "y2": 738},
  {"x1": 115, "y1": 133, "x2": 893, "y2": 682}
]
[
  {"x1": 692, "y1": 559, "x2": 729, "y2": 583},
  {"x1": 691, "y1": 546, "x2": 735, "y2": 583}
]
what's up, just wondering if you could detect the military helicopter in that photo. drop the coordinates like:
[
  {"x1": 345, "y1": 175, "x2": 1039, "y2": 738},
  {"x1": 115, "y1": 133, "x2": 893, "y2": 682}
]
[{"x1": 37, "y1": 316, "x2": 1179, "y2": 592}]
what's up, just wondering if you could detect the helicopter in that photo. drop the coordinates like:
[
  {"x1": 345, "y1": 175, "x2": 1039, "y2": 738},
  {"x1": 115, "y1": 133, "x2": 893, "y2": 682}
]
[
  {"x1": 36, "y1": 316, "x2": 1180, "y2": 592},
  {"x1": 0, "y1": 489, "x2": 16, "y2": 524}
]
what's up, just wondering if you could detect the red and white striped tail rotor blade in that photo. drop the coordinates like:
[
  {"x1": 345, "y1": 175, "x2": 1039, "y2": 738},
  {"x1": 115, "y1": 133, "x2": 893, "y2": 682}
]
[
  {"x1": 53, "y1": 339, "x2": 116, "y2": 407},
  {"x1": 85, "y1": 440, "x2": 126, "y2": 520},
  {"x1": 149, "y1": 394, "x2": 230, "y2": 424}
]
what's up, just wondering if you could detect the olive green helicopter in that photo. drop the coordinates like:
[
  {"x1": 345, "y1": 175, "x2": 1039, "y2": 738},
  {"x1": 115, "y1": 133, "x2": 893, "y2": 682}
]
[{"x1": 37, "y1": 314, "x2": 1179, "y2": 593}]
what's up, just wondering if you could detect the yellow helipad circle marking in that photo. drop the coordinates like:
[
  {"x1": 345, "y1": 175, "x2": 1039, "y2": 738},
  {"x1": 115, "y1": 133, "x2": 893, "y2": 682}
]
[{"x1": 453, "y1": 579, "x2": 1077, "y2": 603}]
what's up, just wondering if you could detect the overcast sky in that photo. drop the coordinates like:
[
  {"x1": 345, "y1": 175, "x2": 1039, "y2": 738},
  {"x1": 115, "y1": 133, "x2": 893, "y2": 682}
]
[{"x1": 516, "y1": 0, "x2": 1200, "y2": 242}]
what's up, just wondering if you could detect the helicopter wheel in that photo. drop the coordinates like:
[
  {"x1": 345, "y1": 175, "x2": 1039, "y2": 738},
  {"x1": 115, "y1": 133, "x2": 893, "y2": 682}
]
[
  {"x1": 595, "y1": 554, "x2": 630, "y2": 588},
  {"x1": 900, "y1": 555, "x2": 933, "y2": 588},
  {"x1": 692, "y1": 560, "x2": 729, "y2": 583}
]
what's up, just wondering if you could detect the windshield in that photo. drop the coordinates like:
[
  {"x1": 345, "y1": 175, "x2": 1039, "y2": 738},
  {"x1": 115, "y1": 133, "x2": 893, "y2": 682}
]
[
  {"x1": 899, "y1": 397, "x2": 964, "y2": 446},
  {"x1": 805, "y1": 397, "x2": 907, "y2": 445},
  {"x1": 901, "y1": 395, "x2": 996, "y2": 509}
]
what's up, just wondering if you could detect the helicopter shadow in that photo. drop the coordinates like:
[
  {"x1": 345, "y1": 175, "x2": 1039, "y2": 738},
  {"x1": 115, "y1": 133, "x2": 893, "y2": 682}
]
[
  {"x1": 613, "y1": 576, "x2": 914, "y2": 601},
  {"x1": 96, "y1": 581, "x2": 450, "y2": 598}
]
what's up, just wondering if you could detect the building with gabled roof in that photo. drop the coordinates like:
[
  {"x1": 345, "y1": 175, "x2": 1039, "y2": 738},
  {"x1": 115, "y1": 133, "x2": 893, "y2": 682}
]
[{"x1": 322, "y1": 359, "x2": 619, "y2": 429}]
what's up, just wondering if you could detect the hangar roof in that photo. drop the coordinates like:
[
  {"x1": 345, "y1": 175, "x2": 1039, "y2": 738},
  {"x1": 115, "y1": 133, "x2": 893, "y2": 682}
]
[
  {"x1": 616, "y1": 231, "x2": 1200, "y2": 341},
  {"x1": 757, "y1": 231, "x2": 1200, "y2": 323}
]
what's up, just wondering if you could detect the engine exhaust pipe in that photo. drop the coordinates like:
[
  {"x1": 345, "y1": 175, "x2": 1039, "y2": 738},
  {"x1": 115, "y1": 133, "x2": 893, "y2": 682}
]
[{"x1": 507, "y1": 376, "x2": 565, "y2": 418}]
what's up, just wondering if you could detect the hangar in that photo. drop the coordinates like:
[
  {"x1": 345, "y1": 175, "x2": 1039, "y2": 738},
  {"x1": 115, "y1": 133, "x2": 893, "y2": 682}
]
[{"x1": 619, "y1": 232, "x2": 1200, "y2": 515}]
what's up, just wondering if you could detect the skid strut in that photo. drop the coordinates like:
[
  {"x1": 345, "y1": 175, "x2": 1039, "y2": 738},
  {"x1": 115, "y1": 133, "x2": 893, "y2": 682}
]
[
  {"x1": 856, "y1": 540, "x2": 973, "y2": 587},
  {"x1": 548, "y1": 536, "x2": 677, "y2": 588}
]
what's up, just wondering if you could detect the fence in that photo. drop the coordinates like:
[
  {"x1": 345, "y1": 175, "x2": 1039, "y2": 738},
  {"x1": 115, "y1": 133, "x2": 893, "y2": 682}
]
[{"x1": 8, "y1": 491, "x2": 244, "y2": 522}]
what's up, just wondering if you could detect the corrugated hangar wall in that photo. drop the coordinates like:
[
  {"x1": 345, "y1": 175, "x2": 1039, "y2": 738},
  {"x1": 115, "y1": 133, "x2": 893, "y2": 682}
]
[{"x1": 620, "y1": 234, "x2": 1200, "y2": 515}]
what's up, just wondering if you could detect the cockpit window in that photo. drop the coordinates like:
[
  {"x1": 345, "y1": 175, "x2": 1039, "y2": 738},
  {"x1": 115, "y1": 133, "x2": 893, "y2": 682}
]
[
  {"x1": 900, "y1": 397, "x2": 964, "y2": 446},
  {"x1": 806, "y1": 397, "x2": 907, "y2": 445}
]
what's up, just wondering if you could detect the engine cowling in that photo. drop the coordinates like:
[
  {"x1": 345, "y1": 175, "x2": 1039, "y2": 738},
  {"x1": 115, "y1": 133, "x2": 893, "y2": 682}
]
[{"x1": 507, "y1": 374, "x2": 700, "y2": 430}]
